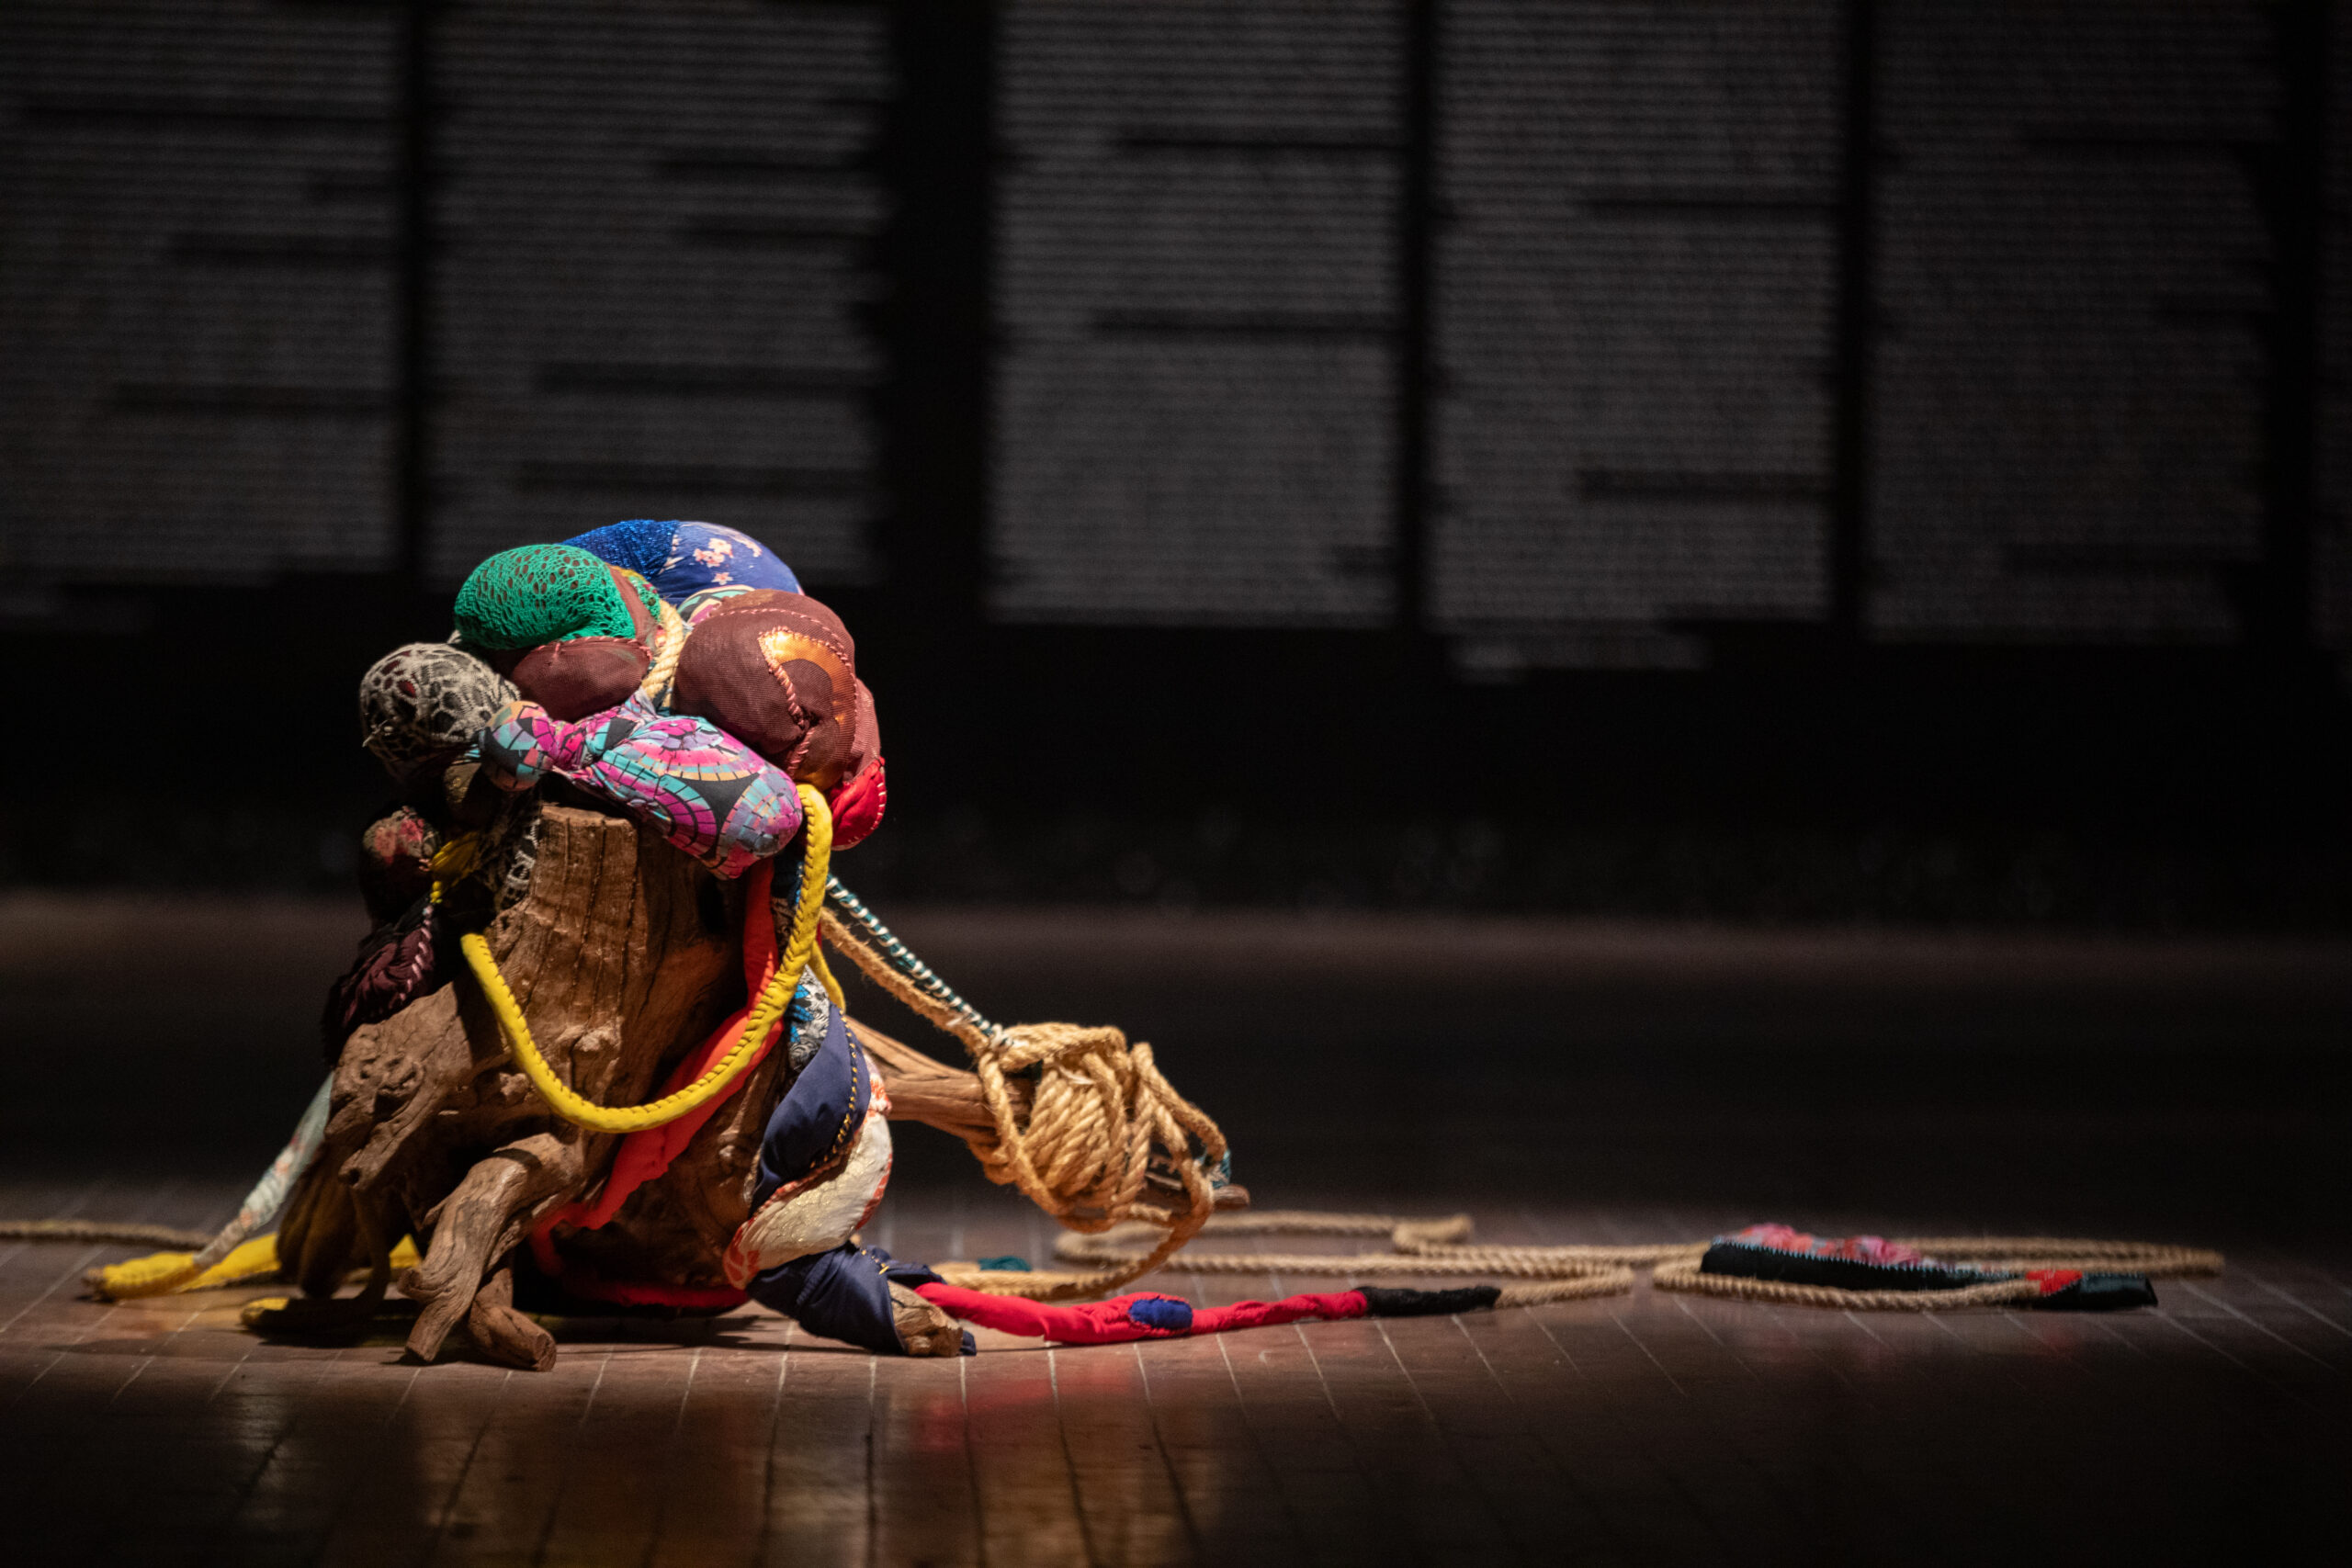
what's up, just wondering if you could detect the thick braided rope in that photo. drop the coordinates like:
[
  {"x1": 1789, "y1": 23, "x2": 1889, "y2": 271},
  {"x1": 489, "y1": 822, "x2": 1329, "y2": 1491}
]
[
  {"x1": 448, "y1": 785, "x2": 831, "y2": 1134},
  {"x1": 637, "y1": 595, "x2": 689, "y2": 707},
  {"x1": 0, "y1": 1219, "x2": 214, "y2": 1249},
  {"x1": 818, "y1": 898, "x2": 1226, "y2": 1301}
]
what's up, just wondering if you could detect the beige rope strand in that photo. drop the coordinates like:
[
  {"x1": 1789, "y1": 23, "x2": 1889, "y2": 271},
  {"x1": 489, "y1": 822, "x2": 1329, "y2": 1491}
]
[
  {"x1": 0, "y1": 1219, "x2": 215, "y2": 1249},
  {"x1": 1649, "y1": 1254, "x2": 2043, "y2": 1311},
  {"x1": 1891, "y1": 1238, "x2": 2224, "y2": 1276},
  {"x1": 1036, "y1": 1213, "x2": 2218, "y2": 1311},
  {"x1": 637, "y1": 597, "x2": 690, "y2": 707},
  {"x1": 1049, "y1": 1214, "x2": 1678, "y2": 1297}
]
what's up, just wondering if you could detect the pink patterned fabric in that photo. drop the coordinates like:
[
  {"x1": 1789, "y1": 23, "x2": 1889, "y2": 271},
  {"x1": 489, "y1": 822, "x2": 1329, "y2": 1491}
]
[{"x1": 477, "y1": 694, "x2": 799, "y2": 878}]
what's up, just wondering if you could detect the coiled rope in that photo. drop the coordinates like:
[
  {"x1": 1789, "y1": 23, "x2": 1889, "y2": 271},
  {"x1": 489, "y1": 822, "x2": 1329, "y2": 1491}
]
[
  {"x1": 637, "y1": 595, "x2": 689, "y2": 707},
  {"x1": 440, "y1": 783, "x2": 834, "y2": 1135},
  {"x1": 818, "y1": 883, "x2": 1227, "y2": 1301},
  {"x1": 1034, "y1": 1212, "x2": 2222, "y2": 1310}
]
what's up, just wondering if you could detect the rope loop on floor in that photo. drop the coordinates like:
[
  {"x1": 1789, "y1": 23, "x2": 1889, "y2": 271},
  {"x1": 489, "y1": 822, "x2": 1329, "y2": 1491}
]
[{"x1": 1014, "y1": 1211, "x2": 2222, "y2": 1311}]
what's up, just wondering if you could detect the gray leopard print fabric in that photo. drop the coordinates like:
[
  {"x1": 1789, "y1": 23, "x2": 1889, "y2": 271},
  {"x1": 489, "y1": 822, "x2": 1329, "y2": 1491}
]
[{"x1": 358, "y1": 642, "x2": 517, "y2": 785}]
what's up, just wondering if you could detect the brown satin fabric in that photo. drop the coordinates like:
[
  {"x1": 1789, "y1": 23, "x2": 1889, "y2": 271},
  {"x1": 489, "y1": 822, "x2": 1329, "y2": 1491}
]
[
  {"x1": 492, "y1": 636, "x2": 651, "y2": 721},
  {"x1": 671, "y1": 589, "x2": 862, "y2": 787}
]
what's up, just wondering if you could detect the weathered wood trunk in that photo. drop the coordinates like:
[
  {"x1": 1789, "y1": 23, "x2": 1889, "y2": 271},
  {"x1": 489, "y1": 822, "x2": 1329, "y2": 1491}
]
[
  {"x1": 281, "y1": 803, "x2": 742, "y2": 1366},
  {"x1": 278, "y1": 801, "x2": 1064, "y2": 1369}
]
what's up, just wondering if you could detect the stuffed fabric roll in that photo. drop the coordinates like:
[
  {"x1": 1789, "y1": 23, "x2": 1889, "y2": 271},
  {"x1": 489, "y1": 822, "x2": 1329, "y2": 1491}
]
[
  {"x1": 475, "y1": 694, "x2": 801, "y2": 878},
  {"x1": 452, "y1": 544, "x2": 664, "y2": 719},
  {"x1": 564, "y1": 519, "x2": 801, "y2": 606},
  {"x1": 669, "y1": 588, "x2": 871, "y2": 790}
]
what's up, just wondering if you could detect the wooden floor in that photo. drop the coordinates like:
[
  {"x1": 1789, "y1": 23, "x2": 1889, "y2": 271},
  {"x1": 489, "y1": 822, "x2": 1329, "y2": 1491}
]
[
  {"x1": 2, "y1": 1165, "x2": 2346, "y2": 1567},
  {"x1": 4, "y1": 897, "x2": 2349, "y2": 1563}
]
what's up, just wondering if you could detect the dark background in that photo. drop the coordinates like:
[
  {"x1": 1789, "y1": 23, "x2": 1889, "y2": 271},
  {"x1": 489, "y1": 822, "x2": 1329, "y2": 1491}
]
[{"x1": 5, "y1": 0, "x2": 2351, "y2": 928}]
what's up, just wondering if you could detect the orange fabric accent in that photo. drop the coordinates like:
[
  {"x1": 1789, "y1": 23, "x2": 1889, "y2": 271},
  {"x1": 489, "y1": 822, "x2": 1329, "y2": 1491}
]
[{"x1": 529, "y1": 857, "x2": 789, "y2": 1276}]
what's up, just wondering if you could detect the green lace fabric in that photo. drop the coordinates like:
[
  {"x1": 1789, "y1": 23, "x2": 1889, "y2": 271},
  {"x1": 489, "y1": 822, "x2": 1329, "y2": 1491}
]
[{"x1": 452, "y1": 544, "x2": 639, "y2": 650}]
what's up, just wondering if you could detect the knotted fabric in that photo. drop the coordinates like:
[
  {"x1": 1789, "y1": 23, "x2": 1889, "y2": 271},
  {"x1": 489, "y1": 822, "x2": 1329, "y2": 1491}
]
[{"x1": 476, "y1": 694, "x2": 799, "y2": 878}]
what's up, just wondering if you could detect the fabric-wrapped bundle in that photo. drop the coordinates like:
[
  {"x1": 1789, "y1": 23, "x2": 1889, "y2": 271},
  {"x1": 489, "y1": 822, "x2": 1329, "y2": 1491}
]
[{"x1": 359, "y1": 641, "x2": 519, "y2": 797}]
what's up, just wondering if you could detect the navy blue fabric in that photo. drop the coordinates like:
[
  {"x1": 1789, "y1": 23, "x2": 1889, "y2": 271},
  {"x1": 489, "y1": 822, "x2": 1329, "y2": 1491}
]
[
  {"x1": 563, "y1": 519, "x2": 673, "y2": 580},
  {"x1": 1126, "y1": 1297, "x2": 1193, "y2": 1332},
  {"x1": 747, "y1": 1242, "x2": 967, "y2": 1356},
  {"x1": 565, "y1": 520, "x2": 802, "y2": 606},
  {"x1": 751, "y1": 1002, "x2": 870, "y2": 1208}
]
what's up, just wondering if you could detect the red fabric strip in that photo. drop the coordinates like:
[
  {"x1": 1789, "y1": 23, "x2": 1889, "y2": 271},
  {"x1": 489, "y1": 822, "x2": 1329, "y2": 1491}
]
[
  {"x1": 1190, "y1": 1292, "x2": 1370, "y2": 1334},
  {"x1": 915, "y1": 1283, "x2": 1371, "y2": 1345}
]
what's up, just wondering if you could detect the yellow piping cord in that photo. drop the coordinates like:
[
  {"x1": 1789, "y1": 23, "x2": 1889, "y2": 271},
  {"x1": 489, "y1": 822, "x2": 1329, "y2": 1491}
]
[{"x1": 435, "y1": 784, "x2": 834, "y2": 1134}]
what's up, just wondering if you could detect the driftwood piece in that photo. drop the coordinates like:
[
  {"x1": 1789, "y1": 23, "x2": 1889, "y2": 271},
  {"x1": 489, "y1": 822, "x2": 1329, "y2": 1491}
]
[
  {"x1": 401, "y1": 1132, "x2": 590, "y2": 1360},
  {"x1": 281, "y1": 804, "x2": 740, "y2": 1362},
  {"x1": 467, "y1": 1262, "x2": 557, "y2": 1371}
]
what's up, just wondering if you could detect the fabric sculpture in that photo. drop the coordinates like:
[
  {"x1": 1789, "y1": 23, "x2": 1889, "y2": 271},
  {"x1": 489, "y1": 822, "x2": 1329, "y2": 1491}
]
[
  {"x1": 475, "y1": 694, "x2": 800, "y2": 879},
  {"x1": 452, "y1": 544, "x2": 666, "y2": 720},
  {"x1": 1698, "y1": 1224, "x2": 2158, "y2": 1309},
  {"x1": 565, "y1": 519, "x2": 802, "y2": 605},
  {"x1": 727, "y1": 996, "x2": 968, "y2": 1356},
  {"x1": 355, "y1": 807, "x2": 439, "y2": 926},
  {"x1": 321, "y1": 896, "x2": 448, "y2": 1061}
]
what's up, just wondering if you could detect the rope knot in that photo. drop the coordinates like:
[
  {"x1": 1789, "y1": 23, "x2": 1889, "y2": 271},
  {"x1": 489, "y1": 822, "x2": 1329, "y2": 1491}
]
[
  {"x1": 819, "y1": 903, "x2": 1229, "y2": 1298},
  {"x1": 969, "y1": 1021, "x2": 1213, "y2": 1235}
]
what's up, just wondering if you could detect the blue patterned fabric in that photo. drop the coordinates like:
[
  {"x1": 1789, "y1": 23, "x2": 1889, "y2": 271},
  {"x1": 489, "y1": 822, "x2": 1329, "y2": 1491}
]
[{"x1": 565, "y1": 520, "x2": 801, "y2": 606}]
